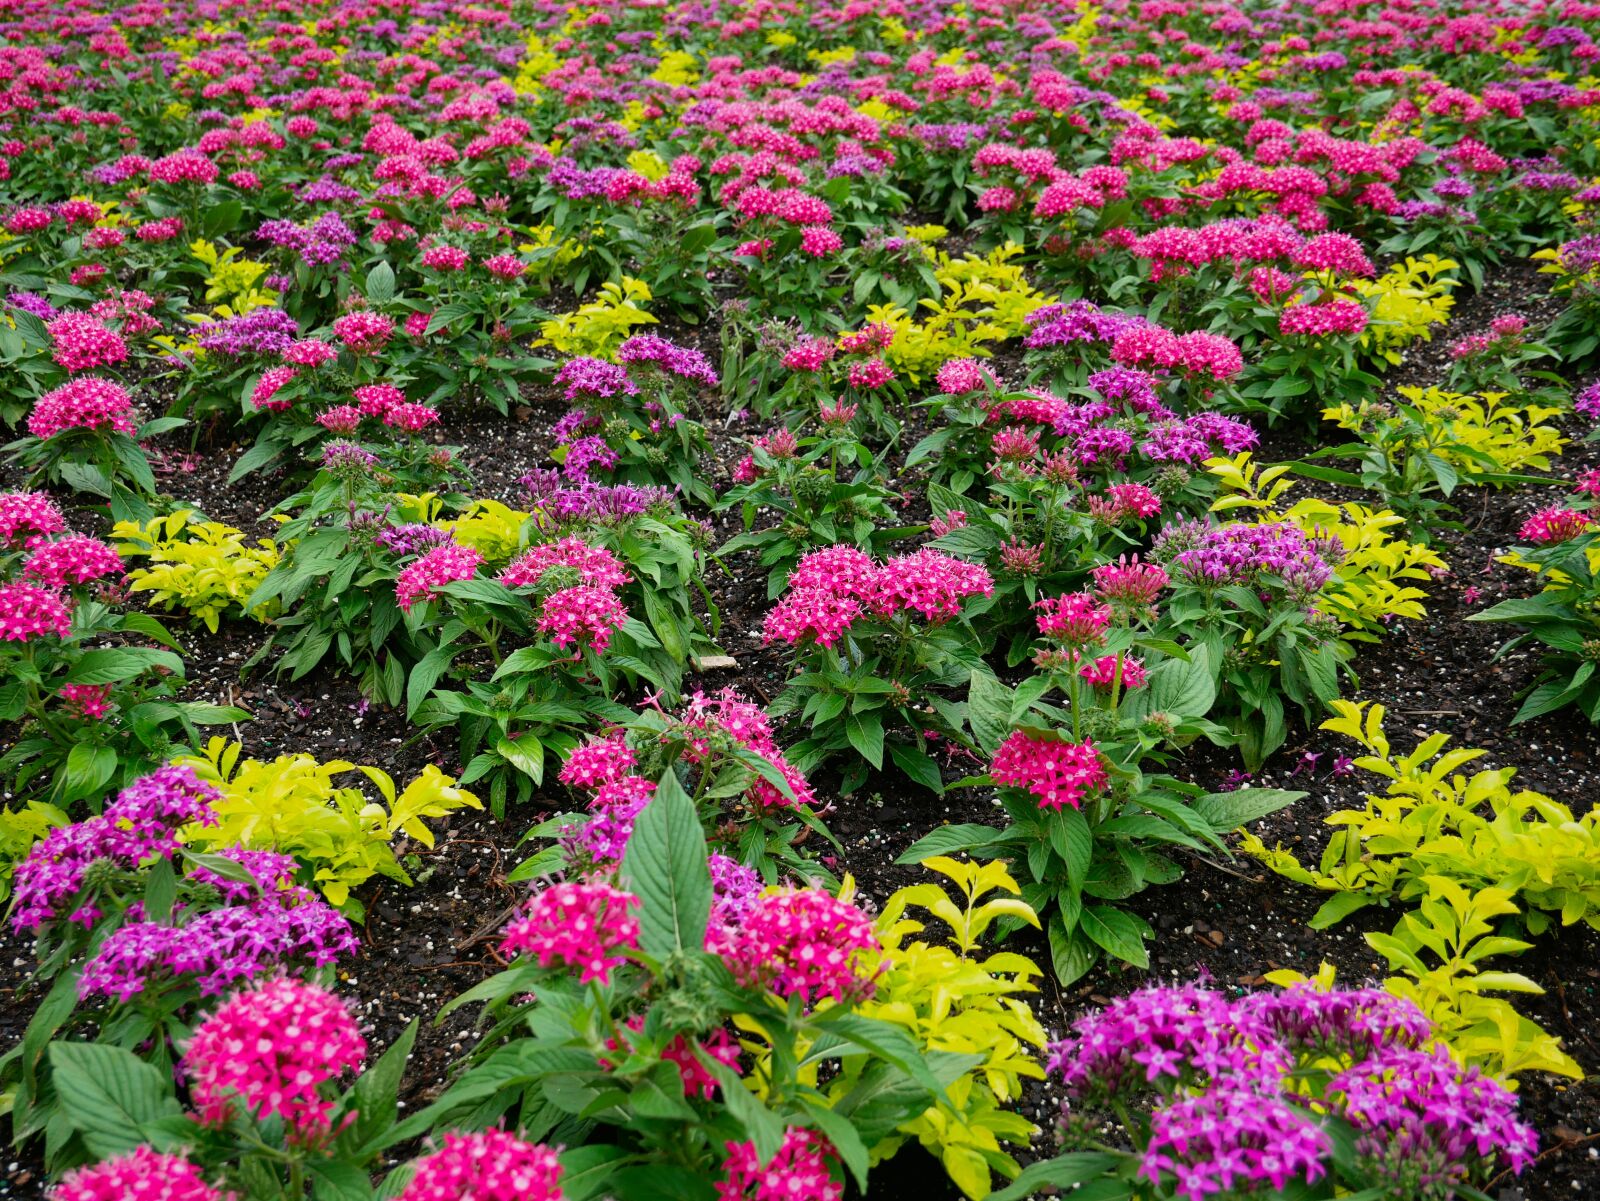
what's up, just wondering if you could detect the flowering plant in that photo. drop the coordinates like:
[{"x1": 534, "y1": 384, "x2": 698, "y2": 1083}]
[
  {"x1": 1008, "y1": 980, "x2": 1535, "y2": 1201},
  {"x1": 398, "y1": 771, "x2": 953, "y2": 1201},
  {"x1": 761, "y1": 544, "x2": 997, "y2": 793}
]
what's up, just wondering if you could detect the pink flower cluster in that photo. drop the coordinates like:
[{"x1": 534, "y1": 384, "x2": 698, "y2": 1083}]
[
  {"x1": 1519, "y1": 506, "x2": 1592, "y2": 545},
  {"x1": 1034, "y1": 592, "x2": 1111, "y2": 648},
  {"x1": 395, "y1": 543, "x2": 483, "y2": 612},
  {"x1": 49, "y1": 1147, "x2": 225, "y2": 1201},
  {"x1": 48, "y1": 312, "x2": 128, "y2": 373},
  {"x1": 183, "y1": 977, "x2": 367, "y2": 1140},
  {"x1": 763, "y1": 545, "x2": 994, "y2": 648},
  {"x1": 990, "y1": 730, "x2": 1109, "y2": 811},
  {"x1": 500, "y1": 878, "x2": 642, "y2": 984},
  {"x1": 396, "y1": 1130, "x2": 564, "y2": 1201},
  {"x1": 0, "y1": 492, "x2": 65, "y2": 548},
  {"x1": 24, "y1": 535, "x2": 124, "y2": 587},
  {"x1": 499, "y1": 537, "x2": 630, "y2": 591},
  {"x1": 722, "y1": 888, "x2": 879, "y2": 1006},
  {"x1": 28, "y1": 377, "x2": 136, "y2": 439},
  {"x1": 537, "y1": 583, "x2": 629, "y2": 653},
  {"x1": 0, "y1": 581, "x2": 72, "y2": 642},
  {"x1": 716, "y1": 1129, "x2": 841, "y2": 1201}
]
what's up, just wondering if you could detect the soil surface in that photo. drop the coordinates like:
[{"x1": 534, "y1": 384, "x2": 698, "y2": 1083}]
[{"x1": 4, "y1": 257, "x2": 1600, "y2": 1200}]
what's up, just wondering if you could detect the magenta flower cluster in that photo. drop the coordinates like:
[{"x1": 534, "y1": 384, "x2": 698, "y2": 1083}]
[
  {"x1": 500, "y1": 878, "x2": 642, "y2": 984},
  {"x1": 183, "y1": 977, "x2": 367, "y2": 1140},
  {"x1": 396, "y1": 1130, "x2": 564, "y2": 1201},
  {"x1": 719, "y1": 887, "x2": 879, "y2": 1007}
]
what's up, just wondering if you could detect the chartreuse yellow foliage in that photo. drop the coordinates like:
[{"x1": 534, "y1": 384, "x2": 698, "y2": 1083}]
[
  {"x1": 537, "y1": 277, "x2": 657, "y2": 356},
  {"x1": 112, "y1": 511, "x2": 280, "y2": 632},
  {"x1": 1241, "y1": 701, "x2": 1588, "y2": 1079},
  {"x1": 1324, "y1": 386, "x2": 1566, "y2": 477},
  {"x1": 859, "y1": 243, "x2": 1056, "y2": 381},
  {"x1": 1353, "y1": 254, "x2": 1460, "y2": 364},
  {"x1": 828, "y1": 858, "x2": 1046, "y2": 1200},
  {"x1": 0, "y1": 801, "x2": 68, "y2": 903},
  {"x1": 392, "y1": 494, "x2": 532, "y2": 564},
  {"x1": 188, "y1": 239, "x2": 280, "y2": 315},
  {"x1": 177, "y1": 738, "x2": 481, "y2": 918},
  {"x1": 1207, "y1": 454, "x2": 1447, "y2": 640}
]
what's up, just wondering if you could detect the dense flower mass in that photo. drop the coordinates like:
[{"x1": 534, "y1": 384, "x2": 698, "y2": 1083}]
[
  {"x1": 183, "y1": 977, "x2": 366, "y2": 1139},
  {"x1": 722, "y1": 888, "x2": 879, "y2": 1006},
  {"x1": 500, "y1": 878, "x2": 642, "y2": 984},
  {"x1": 49, "y1": 1147, "x2": 224, "y2": 1201},
  {"x1": 395, "y1": 543, "x2": 483, "y2": 612},
  {"x1": 717, "y1": 1129, "x2": 841, "y2": 1201},
  {"x1": 396, "y1": 1131, "x2": 564, "y2": 1201},
  {"x1": 28, "y1": 377, "x2": 135, "y2": 439},
  {"x1": 990, "y1": 731, "x2": 1108, "y2": 810}
]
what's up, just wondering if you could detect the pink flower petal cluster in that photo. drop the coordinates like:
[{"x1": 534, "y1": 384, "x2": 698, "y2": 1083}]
[
  {"x1": 24, "y1": 535, "x2": 124, "y2": 587},
  {"x1": 499, "y1": 537, "x2": 630, "y2": 591},
  {"x1": 1519, "y1": 506, "x2": 1592, "y2": 545},
  {"x1": 396, "y1": 1130, "x2": 563, "y2": 1201},
  {"x1": 1079, "y1": 653, "x2": 1146, "y2": 690},
  {"x1": 47, "y1": 312, "x2": 128, "y2": 373},
  {"x1": 559, "y1": 734, "x2": 636, "y2": 788},
  {"x1": 716, "y1": 1128, "x2": 841, "y2": 1201},
  {"x1": 990, "y1": 731, "x2": 1108, "y2": 810},
  {"x1": 537, "y1": 583, "x2": 629, "y2": 652},
  {"x1": 500, "y1": 878, "x2": 641, "y2": 984},
  {"x1": 28, "y1": 377, "x2": 136, "y2": 439},
  {"x1": 395, "y1": 543, "x2": 483, "y2": 612},
  {"x1": 183, "y1": 978, "x2": 366, "y2": 1140},
  {"x1": 722, "y1": 888, "x2": 879, "y2": 1006},
  {"x1": 1035, "y1": 592, "x2": 1110, "y2": 648},
  {"x1": 49, "y1": 1147, "x2": 226, "y2": 1201},
  {"x1": 0, "y1": 582, "x2": 72, "y2": 641},
  {"x1": 0, "y1": 492, "x2": 65, "y2": 548}
]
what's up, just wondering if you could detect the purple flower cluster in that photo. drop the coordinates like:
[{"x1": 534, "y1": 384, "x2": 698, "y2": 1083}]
[
  {"x1": 376, "y1": 522, "x2": 455, "y2": 557},
  {"x1": 1155, "y1": 519, "x2": 1343, "y2": 598},
  {"x1": 1049, "y1": 982, "x2": 1535, "y2": 1201},
  {"x1": 519, "y1": 469, "x2": 673, "y2": 524},
  {"x1": 257, "y1": 211, "x2": 359, "y2": 268},
  {"x1": 617, "y1": 333, "x2": 720, "y2": 387},
  {"x1": 77, "y1": 850, "x2": 358, "y2": 1002},
  {"x1": 1024, "y1": 299, "x2": 1152, "y2": 349},
  {"x1": 553, "y1": 356, "x2": 638, "y2": 403},
  {"x1": 193, "y1": 308, "x2": 300, "y2": 357},
  {"x1": 12, "y1": 765, "x2": 220, "y2": 932}
]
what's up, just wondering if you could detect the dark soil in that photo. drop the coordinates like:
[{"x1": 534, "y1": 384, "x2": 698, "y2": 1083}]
[{"x1": 5, "y1": 257, "x2": 1600, "y2": 1200}]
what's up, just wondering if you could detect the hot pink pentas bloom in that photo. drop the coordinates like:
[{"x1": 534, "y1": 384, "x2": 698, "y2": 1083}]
[
  {"x1": 558, "y1": 734, "x2": 636, "y2": 788},
  {"x1": 990, "y1": 731, "x2": 1109, "y2": 810},
  {"x1": 722, "y1": 888, "x2": 879, "y2": 1006},
  {"x1": 24, "y1": 535, "x2": 124, "y2": 587},
  {"x1": 395, "y1": 543, "x2": 483, "y2": 612},
  {"x1": 47, "y1": 312, "x2": 128, "y2": 373},
  {"x1": 1519, "y1": 506, "x2": 1592, "y2": 545},
  {"x1": 396, "y1": 1130, "x2": 564, "y2": 1201},
  {"x1": 1035, "y1": 592, "x2": 1110, "y2": 648},
  {"x1": 49, "y1": 1147, "x2": 227, "y2": 1201},
  {"x1": 500, "y1": 878, "x2": 642, "y2": 984},
  {"x1": 537, "y1": 584, "x2": 629, "y2": 653},
  {"x1": 0, "y1": 492, "x2": 65, "y2": 548},
  {"x1": 0, "y1": 582, "x2": 73, "y2": 642},
  {"x1": 28, "y1": 377, "x2": 136, "y2": 439},
  {"x1": 183, "y1": 977, "x2": 367, "y2": 1141},
  {"x1": 1079, "y1": 653, "x2": 1146, "y2": 690},
  {"x1": 717, "y1": 1128, "x2": 841, "y2": 1201},
  {"x1": 499, "y1": 537, "x2": 630, "y2": 591}
]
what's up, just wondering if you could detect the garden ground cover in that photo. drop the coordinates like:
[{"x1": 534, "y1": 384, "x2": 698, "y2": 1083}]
[{"x1": 3, "y1": 0, "x2": 1600, "y2": 1198}]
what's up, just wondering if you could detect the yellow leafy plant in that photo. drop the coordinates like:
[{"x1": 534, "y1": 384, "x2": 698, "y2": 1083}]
[
  {"x1": 392, "y1": 494, "x2": 532, "y2": 564},
  {"x1": 113, "y1": 511, "x2": 281, "y2": 632},
  {"x1": 536, "y1": 277, "x2": 658, "y2": 357},
  {"x1": 1244, "y1": 699, "x2": 1600, "y2": 934},
  {"x1": 1352, "y1": 254, "x2": 1459, "y2": 364},
  {"x1": 1206, "y1": 454, "x2": 1447, "y2": 641},
  {"x1": 826, "y1": 857, "x2": 1047, "y2": 1200},
  {"x1": 177, "y1": 738, "x2": 482, "y2": 917},
  {"x1": 0, "y1": 801, "x2": 68, "y2": 903},
  {"x1": 189, "y1": 239, "x2": 280, "y2": 315}
]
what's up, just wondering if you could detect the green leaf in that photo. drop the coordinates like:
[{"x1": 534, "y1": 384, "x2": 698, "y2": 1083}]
[
  {"x1": 983, "y1": 1153, "x2": 1120, "y2": 1201},
  {"x1": 64, "y1": 647, "x2": 184, "y2": 685},
  {"x1": 347, "y1": 1020, "x2": 417, "y2": 1154},
  {"x1": 845, "y1": 710, "x2": 884, "y2": 770},
  {"x1": 887, "y1": 739, "x2": 941, "y2": 792},
  {"x1": 1048, "y1": 917, "x2": 1098, "y2": 985},
  {"x1": 895, "y1": 824, "x2": 1007, "y2": 864},
  {"x1": 1048, "y1": 807, "x2": 1093, "y2": 886},
  {"x1": 619, "y1": 771, "x2": 711, "y2": 956},
  {"x1": 366, "y1": 260, "x2": 396, "y2": 304},
  {"x1": 201, "y1": 199, "x2": 243, "y2": 237},
  {"x1": 1309, "y1": 891, "x2": 1374, "y2": 930},
  {"x1": 1080, "y1": 904, "x2": 1149, "y2": 968},
  {"x1": 61, "y1": 742, "x2": 118, "y2": 803},
  {"x1": 966, "y1": 670, "x2": 1013, "y2": 754},
  {"x1": 1191, "y1": 787, "x2": 1304, "y2": 831},
  {"x1": 48, "y1": 1042, "x2": 183, "y2": 1158}
]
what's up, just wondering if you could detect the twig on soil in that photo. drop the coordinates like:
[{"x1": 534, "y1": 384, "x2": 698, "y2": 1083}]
[
  {"x1": 1487, "y1": 1131, "x2": 1600, "y2": 1187},
  {"x1": 458, "y1": 903, "x2": 521, "y2": 951}
]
